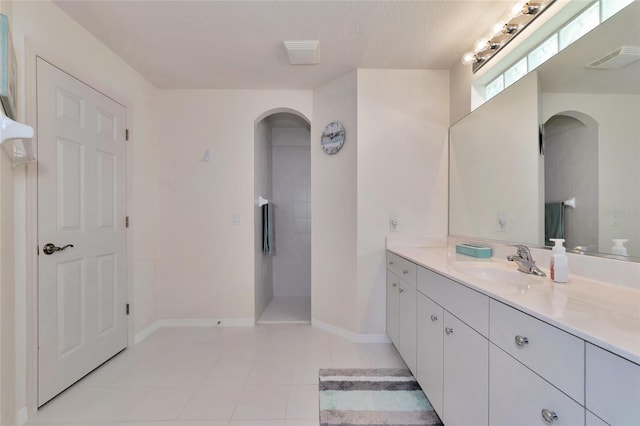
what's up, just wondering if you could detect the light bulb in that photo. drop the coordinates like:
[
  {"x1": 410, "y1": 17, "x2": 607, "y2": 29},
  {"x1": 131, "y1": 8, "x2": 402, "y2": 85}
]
[
  {"x1": 474, "y1": 38, "x2": 490, "y2": 53},
  {"x1": 461, "y1": 52, "x2": 476, "y2": 66},
  {"x1": 491, "y1": 21, "x2": 505, "y2": 35},
  {"x1": 510, "y1": 1, "x2": 527, "y2": 18}
]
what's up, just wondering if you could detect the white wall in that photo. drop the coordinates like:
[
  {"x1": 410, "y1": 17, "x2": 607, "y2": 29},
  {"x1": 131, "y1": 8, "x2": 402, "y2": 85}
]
[
  {"x1": 0, "y1": 109, "x2": 16, "y2": 426},
  {"x1": 254, "y1": 119, "x2": 273, "y2": 319},
  {"x1": 272, "y1": 127, "x2": 311, "y2": 298},
  {"x1": 311, "y1": 71, "x2": 358, "y2": 333},
  {"x1": 356, "y1": 69, "x2": 450, "y2": 334},
  {"x1": 311, "y1": 69, "x2": 450, "y2": 335},
  {"x1": 7, "y1": 0, "x2": 161, "y2": 419},
  {"x1": 543, "y1": 93, "x2": 640, "y2": 256},
  {"x1": 156, "y1": 91, "x2": 312, "y2": 321}
]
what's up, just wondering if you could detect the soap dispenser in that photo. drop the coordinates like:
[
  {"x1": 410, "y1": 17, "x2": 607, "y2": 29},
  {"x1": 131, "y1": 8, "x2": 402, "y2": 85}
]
[
  {"x1": 549, "y1": 238, "x2": 568, "y2": 283},
  {"x1": 611, "y1": 239, "x2": 629, "y2": 256}
]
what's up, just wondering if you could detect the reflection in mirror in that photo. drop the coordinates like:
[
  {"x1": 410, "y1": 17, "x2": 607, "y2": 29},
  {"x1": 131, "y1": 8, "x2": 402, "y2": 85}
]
[
  {"x1": 540, "y1": 1, "x2": 640, "y2": 258},
  {"x1": 449, "y1": 1, "x2": 640, "y2": 261}
]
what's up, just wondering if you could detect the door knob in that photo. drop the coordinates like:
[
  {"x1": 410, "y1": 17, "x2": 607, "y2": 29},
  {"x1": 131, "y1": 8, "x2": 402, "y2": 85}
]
[{"x1": 43, "y1": 243, "x2": 74, "y2": 255}]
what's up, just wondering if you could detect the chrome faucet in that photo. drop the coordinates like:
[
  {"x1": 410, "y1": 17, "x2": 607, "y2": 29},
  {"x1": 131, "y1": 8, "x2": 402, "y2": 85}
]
[{"x1": 507, "y1": 245, "x2": 546, "y2": 277}]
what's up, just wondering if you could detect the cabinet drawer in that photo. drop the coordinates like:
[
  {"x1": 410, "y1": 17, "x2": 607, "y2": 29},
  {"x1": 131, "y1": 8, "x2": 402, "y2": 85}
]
[
  {"x1": 586, "y1": 343, "x2": 640, "y2": 426},
  {"x1": 387, "y1": 252, "x2": 416, "y2": 286},
  {"x1": 417, "y1": 266, "x2": 489, "y2": 337},
  {"x1": 490, "y1": 299, "x2": 584, "y2": 404},
  {"x1": 490, "y1": 344, "x2": 585, "y2": 426}
]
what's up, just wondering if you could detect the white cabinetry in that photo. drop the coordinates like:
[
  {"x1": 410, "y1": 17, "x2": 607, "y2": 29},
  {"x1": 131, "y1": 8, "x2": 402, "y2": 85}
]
[
  {"x1": 386, "y1": 253, "x2": 417, "y2": 374},
  {"x1": 416, "y1": 266, "x2": 489, "y2": 426},
  {"x1": 398, "y1": 280, "x2": 416, "y2": 374},
  {"x1": 387, "y1": 250, "x2": 639, "y2": 426},
  {"x1": 416, "y1": 293, "x2": 443, "y2": 414},
  {"x1": 490, "y1": 299, "x2": 585, "y2": 404},
  {"x1": 586, "y1": 343, "x2": 640, "y2": 426},
  {"x1": 490, "y1": 344, "x2": 585, "y2": 426},
  {"x1": 443, "y1": 313, "x2": 488, "y2": 426},
  {"x1": 386, "y1": 270, "x2": 400, "y2": 346}
]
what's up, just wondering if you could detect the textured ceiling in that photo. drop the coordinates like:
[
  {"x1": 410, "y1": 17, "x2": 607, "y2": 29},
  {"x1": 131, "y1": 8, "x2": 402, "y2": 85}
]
[{"x1": 53, "y1": 0, "x2": 509, "y2": 90}]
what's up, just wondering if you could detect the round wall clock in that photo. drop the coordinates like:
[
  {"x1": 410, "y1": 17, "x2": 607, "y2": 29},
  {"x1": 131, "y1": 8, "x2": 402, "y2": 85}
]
[{"x1": 320, "y1": 121, "x2": 345, "y2": 155}]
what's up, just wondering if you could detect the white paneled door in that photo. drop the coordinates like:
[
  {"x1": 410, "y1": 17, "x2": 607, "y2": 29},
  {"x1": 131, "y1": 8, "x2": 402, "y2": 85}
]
[{"x1": 37, "y1": 58, "x2": 128, "y2": 406}]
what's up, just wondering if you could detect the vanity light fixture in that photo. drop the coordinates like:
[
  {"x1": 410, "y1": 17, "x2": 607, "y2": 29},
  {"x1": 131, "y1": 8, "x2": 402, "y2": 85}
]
[{"x1": 461, "y1": 1, "x2": 555, "y2": 72}]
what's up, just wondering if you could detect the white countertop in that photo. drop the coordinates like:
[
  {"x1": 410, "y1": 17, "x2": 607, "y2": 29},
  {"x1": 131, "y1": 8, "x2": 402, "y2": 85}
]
[{"x1": 388, "y1": 246, "x2": 640, "y2": 365}]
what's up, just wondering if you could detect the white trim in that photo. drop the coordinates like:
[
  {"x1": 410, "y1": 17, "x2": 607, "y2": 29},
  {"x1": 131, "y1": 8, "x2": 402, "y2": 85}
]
[
  {"x1": 134, "y1": 318, "x2": 255, "y2": 344},
  {"x1": 16, "y1": 407, "x2": 28, "y2": 425},
  {"x1": 133, "y1": 321, "x2": 161, "y2": 344},
  {"x1": 312, "y1": 319, "x2": 391, "y2": 344}
]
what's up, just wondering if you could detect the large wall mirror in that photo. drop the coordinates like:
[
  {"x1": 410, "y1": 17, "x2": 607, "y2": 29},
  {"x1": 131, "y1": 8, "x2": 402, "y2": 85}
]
[{"x1": 450, "y1": 1, "x2": 640, "y2": 261}]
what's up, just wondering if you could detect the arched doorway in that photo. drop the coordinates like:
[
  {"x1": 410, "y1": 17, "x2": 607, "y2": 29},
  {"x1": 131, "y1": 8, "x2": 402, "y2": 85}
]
[
  {"x1": 254, "y1": 110, "x2": 311, "y2": 323},
  {"x1": 543, "y1": 112, "x2": 599, "y2": 252}
]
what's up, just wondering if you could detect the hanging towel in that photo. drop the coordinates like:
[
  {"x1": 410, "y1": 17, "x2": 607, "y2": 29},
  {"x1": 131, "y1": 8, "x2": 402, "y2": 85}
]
[
  {"x1": 262, "y1": 203, "x2": 276, "y2": 254},
  {"x1": 545, "y1": 202, "x2": 564, "y2": 246}
]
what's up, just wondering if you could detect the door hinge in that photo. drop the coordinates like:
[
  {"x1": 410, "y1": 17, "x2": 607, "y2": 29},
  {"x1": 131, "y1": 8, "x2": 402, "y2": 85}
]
[
  {"x1": 37, "y1": 245, "x2": 40, "y2": 255},
  {"x1": 125, "y1": 128, "x2": 129, "y2": 141},
  {"x1": 125, "y1": 216, "x2": 129, "y2": 228},
  {"x1": 126, "y1": 303, "x2": 130, "y2": 315}
]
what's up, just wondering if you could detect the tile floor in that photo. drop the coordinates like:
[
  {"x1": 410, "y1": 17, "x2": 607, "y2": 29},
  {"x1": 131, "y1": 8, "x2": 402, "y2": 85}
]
[
  {"x1": 28, "y1": 324, "x2": 405, "y2": 426},
  {"x1": 257, "y1": 297, "x2": 311, "y2": 324}
]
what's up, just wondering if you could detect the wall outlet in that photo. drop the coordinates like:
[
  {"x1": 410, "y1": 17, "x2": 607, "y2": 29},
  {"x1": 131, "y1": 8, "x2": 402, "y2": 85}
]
[
  {"x1": 390, "y1": 217, "x2": 399, "y2": 232},
  {"x1": 233, "y1": 213, "x2": 241, "y2": 225}
]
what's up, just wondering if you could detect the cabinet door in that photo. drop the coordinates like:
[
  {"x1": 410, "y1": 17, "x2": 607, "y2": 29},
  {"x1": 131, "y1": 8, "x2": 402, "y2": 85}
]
[
  {"x1": 490, "y1": 344, "x2": 585, "y2": 426},
  {"x1": 386, "y1": 270, "x2": 400, "y2": 347},
  {"x1": 443, "y1": 313, "x2": 488, "y2": 426},
  {"x1": 586, "y1": 343, "x2": 640, "y2": 426},
  {"x1": 417, "y1": 292, "x2": 443, "y2": 416},
  {"x1": 398, "y1": 281, "x2": 417, "y2": 375}
]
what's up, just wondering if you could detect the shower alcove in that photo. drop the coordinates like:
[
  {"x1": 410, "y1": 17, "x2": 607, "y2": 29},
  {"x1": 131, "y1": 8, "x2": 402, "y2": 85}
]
[{"x1": 254, "y1": 110, "x2": 311, "y2": 323}]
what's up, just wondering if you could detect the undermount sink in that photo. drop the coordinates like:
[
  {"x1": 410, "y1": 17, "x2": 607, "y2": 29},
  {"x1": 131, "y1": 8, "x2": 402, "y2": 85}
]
[{"x1": 455, "y1": 263, "x2": 545, "y2": 286}]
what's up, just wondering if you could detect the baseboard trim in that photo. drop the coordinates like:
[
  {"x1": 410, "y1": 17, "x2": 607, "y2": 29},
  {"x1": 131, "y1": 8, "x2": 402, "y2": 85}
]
[
  {"x1": 134, "y1": 321, "x2": 161, "y2": 344},
  {"x1": 134, "y1": 318, "x2": 388, "y2": 344},
  {"x1": 134, "y1": 318, "x2": 255, "y2": 344},
  {"x1": 16, "y1": 406, "x2": 28, "y2": 425},
  {"x1": 312, "y1": 319, "x2": 391, "y2": 343}
]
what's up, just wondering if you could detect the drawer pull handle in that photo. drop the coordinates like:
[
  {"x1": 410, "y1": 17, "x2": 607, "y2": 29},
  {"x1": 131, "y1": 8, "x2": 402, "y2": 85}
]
[
  {"x1": 392, "y1": 283, "x2": 398, "y2": 288},
  {"x1": 402, "y1": 269, "x2": 409, "y2": 274},
  {"x1": 389, "y1": 261, "x2": 394, "y2": 265},
  {"x1": 399, "y1": 288, "x2": 404, "y2": 293},
  {"x1": 445, "y1": 327, "x2": 453, "y2": 335},
  {"x1": 541, "y1": 409, "x2": 558, "y2": 424},
  {"x1": 430, "y1": 315, "x2": 438, "y2": 322},
  {"x1": 515, "y1": 335, "x2": 529, "y2": 348}
]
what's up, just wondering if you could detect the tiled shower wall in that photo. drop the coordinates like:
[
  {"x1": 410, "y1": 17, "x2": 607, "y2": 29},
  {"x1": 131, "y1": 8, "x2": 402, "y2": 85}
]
[{"x1": 272, "y1": 128, "x2": 311, "y2": 297}]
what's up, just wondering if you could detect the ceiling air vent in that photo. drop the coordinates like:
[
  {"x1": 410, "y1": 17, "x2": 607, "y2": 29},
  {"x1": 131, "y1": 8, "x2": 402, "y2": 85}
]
[
  {"x1": 283, "y1": 40, "x2": 320, "y2": 65},
  {"x1": 586, "y1": 46, "x2": 640, "y2": 69}
]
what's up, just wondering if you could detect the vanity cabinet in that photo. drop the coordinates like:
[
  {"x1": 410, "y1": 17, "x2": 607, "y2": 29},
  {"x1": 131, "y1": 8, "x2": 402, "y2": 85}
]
[
  {"x1": 443, "y1": 312, "x2": 489, "y2": 426},
  {"x1": 416, "y1": 293, "x2": 443, "y2": 414},
  {"x1": 386, "y1": 253, "x2": 417, "y2": 374},
  {"x1": 489, "y1": 343, "x2": 585, "y2": 426},
  {"x1": 386, "y1": 250, "x2": 639, "y2": 426},
  {"x1": 585, "y1": 343, "x2": 640, "y2": 425},
  {"x1": 416, "y1": 266, "x2": 489, "y2": 426},
  {"x1": 490, "y1": 299, "x2": 585, "y2": 404},
  {"x1": 386, "y1": 270, "x2": 400, "y2": 347}
]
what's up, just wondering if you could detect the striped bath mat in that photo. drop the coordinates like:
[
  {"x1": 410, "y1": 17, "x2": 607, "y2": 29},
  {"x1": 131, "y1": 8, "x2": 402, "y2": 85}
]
[{"x1": 319, "y1": 368, "x2": 443, "y2": 426}]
